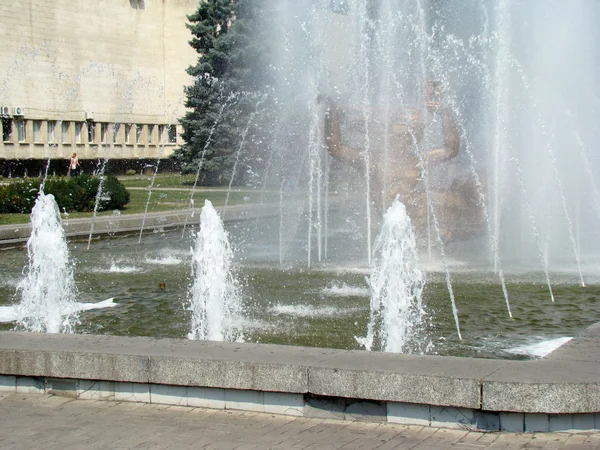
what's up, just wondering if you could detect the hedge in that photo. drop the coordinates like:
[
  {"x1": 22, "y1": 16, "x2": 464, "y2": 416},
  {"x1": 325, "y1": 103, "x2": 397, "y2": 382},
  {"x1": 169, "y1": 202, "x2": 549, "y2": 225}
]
[{"x1": 0, "y1": 175, "x2": 130, "y2": 214}]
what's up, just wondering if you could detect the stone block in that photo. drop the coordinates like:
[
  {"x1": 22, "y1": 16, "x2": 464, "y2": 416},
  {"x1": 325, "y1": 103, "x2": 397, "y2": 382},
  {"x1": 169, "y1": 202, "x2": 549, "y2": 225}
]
[
  {"x1": 187, "y1": 386, "x2": 225, "y2": 409},
  {"x1": 45, "y1": 378, "x2": 78, "y2": 398},
  {"x1": 16, "y1": 376, "x2": 45, "y2": 394},
  {"x1": 430, "y1": 406, "x2": 475, "y2": 430},
  {"x1": 1, "y1": 330, "x2": 599, "y2": 428},
  {"x1": 387, "y1": 402, "x2": 430, "y2": 426},
  {"x1": 77, "y1": 380, "x2": 115, "y2": 401},
  {"x1": 149, "y1": 356, "x2": 307, "y2": 394},
  {"x1": 473, "y1": 411, "x2": 500, "y2": 431},
  {"x1": 150, "y1": 384, "x2": 187, "y2": 406},
  {"x1": 499, "y1": 412, "x2": 524, "y2": 432},
  {"x1": 484, "y1": 380, "x2": 600, "y2": 414},
  {"x1": 308, "y1": 352, "x2": 490, "y2": 409},
  {"x1": 115, "y1": 382, "x2": 150, "y2": 403},
  {"x1": 225, "y1": 389, "x2": 263, "y2": 412},
  {"x1": 344, "y1": 400, "x2": 386, "y2": 422},
  {"x1": 571, "y1": 414, "x2": 595, "y2": 431},
  {"x1": 524, "y1": 413, "x2": 549, "y2": 432},
  {"x1": 482, "y1": 360, "x2": 600, "y2": 413},
  {"x1": 0, "y1": 375, "x2": 16, "y2": 392},
  {"x1": 545, "y1": 323, "x2": 600, "y2": 363},
  {"x1": 304, "y1": 395, "x2": 345, "y2": 420},
  {"x1": 0, "y1": 349, "x2": 149, "y2": 384},
  {"x1": 548, "y1": 414, "x2": 572, "y2": 432},
  {"x1": 263, "y1": 392, "x2": 304, "y2": 417}
]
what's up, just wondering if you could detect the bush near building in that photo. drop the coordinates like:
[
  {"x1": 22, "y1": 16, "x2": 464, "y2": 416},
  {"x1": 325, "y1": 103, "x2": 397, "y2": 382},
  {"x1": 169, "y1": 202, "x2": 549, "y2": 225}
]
[{"x1": 0, "y1": 175, "x2": 130, "y2": 214}]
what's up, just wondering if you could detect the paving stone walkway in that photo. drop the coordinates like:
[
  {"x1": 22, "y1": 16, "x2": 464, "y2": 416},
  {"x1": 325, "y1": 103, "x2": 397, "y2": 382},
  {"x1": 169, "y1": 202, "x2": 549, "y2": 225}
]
[{"x1": 0, "y1": 393, "x2": 599, "y2": 449}]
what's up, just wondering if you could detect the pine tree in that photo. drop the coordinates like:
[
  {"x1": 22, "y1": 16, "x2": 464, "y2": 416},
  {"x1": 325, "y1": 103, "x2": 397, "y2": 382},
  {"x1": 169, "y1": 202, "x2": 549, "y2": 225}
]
[{"x1": 173, "y1": 0, "x2": 277, "y2": 186}]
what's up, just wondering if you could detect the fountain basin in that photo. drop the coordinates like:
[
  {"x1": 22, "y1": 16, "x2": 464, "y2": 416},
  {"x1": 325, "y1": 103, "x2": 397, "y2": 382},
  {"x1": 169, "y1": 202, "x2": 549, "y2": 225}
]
[
  {"x1": 1, "y1": 212, "x2": 599, "y2": 359},
  {"x1": 0, "y1": 325, "x2": 598, "y2": 432}
]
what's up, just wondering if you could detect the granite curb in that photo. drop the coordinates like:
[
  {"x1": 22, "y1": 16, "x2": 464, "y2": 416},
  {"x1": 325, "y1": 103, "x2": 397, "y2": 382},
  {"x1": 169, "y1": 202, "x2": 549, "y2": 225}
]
[
  {"x1": 0, "y1": 324, "x2": 599, "y2": 419},
  {"x1": 0, "y1": 202, "x2": 280, "y2": 245}
]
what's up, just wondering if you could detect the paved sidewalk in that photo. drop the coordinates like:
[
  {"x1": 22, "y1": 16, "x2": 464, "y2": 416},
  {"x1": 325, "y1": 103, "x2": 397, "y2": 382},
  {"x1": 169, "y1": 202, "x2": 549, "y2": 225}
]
[{"x1": 0, "y1": 393, "x2": 599, "y2": 449}]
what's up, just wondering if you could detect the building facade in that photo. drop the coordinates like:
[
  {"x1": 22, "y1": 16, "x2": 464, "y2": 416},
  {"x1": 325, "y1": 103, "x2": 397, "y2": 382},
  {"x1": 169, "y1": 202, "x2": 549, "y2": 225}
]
[{"x1": 0, "y1": 0, "x2": 199, "y2": 174}]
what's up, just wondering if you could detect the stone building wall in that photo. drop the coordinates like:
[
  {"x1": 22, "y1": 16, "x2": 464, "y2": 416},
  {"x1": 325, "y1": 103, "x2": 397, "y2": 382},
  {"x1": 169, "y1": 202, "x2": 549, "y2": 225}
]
[{"x1": 0, "y1": 0, "x2": 199, "y2": 163}]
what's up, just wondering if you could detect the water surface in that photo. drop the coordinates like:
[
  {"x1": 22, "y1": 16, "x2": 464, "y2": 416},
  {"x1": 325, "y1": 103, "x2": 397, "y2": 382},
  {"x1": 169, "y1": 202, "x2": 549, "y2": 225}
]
[{"x1": 1, "y1": 229, "x2": 598, "y2": 360}]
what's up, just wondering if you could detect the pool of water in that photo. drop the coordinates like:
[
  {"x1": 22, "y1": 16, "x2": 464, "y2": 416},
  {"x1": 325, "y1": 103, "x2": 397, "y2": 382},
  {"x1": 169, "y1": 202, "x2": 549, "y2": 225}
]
[{"x1": 1, "y1": 228, "x2": 599, "y2": 360}]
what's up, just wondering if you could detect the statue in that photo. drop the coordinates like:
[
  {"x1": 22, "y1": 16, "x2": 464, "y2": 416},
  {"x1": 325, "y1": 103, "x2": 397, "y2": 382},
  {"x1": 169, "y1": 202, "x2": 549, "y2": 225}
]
[{"x1": 319, "y1": 81, "x2": 484, "y2": 243}]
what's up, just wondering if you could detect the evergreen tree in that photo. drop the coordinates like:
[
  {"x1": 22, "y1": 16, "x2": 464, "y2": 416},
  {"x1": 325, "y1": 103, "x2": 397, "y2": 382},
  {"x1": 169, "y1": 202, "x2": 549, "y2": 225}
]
[{"x1": 173, "y1": 0, "x2": 277, "y2": 186}]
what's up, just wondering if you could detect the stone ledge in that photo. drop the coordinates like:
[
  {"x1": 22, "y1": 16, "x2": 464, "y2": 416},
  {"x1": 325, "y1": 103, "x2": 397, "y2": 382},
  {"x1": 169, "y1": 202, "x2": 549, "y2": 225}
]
[
  {"x1": 0, "y1": 326, "x2": 599, "y2": 417},
  {"x1": 0, "y1": 332, "x2": 491, "y2": 408},
  {"x1": 481, "y1": 360, "x2": 600, "y2": 413},
  {"x1": 308, "y1": 350, "x2": 504, "y2": 409},
  {"x1": 0, "y1": 203, "x2": 282, "y2": 245},
  {"x1": 0, "y1": 375, "x2": 598, "y2": 432},
  {"x1": 545, "y1": 322, "x2": 600, "y2": 363}
]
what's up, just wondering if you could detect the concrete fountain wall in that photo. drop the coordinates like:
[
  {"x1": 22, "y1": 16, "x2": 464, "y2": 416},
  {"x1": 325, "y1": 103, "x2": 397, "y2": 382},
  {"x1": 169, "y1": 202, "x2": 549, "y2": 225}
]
[
  {"x1": 0, "y1": 323, "x2": 598, "y2": 433},
  {"x1": 0, "y1": 202, "x2": 281, "y2": 247}
]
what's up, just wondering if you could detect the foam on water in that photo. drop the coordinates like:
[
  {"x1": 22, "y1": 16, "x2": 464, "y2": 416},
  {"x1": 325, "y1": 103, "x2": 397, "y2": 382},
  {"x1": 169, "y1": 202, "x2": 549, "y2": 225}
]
[
  {"x1": 322, "y1": 283, "x2": 370, "y2": 297},
  {"x1": 506, "y1": 336, "x2": 572, "y2": 359},
  {"x1": 236, "y1": 316, "x2": 272, "y2": 333},
  {"x1": 0, "y1": 306, "x2": 18, "y2": 323},
  {"x1": 0, "y1": 277, "x2": 20, "y2": 288},
  {"x1": 419, "y1": 259, "x2": 470, "y2": 273},
  {"x1": 94, "y1": 262, "x2": 143, "y2": 274},
  {"x1": 144, "y1": 255, "x2": 183, "y2": 266},
  {"x1": 0, "y1": 298, "x2": 118, "y2": 324},
  {"x1": 315, "y1": 266, "x2": 371, "y2": 276},
  {"x1": 74, "y1": 298, "x2": 118, "y2": 312},
  {"x1": 269, "y1": 303, "x2": 362, "y2": 318}
]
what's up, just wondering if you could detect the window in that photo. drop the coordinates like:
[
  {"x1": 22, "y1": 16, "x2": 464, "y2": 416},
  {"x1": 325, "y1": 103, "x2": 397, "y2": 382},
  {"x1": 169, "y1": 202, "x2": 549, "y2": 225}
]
[
  {"x1": 2, "y1": 118, "x2": 12, "y2": 142},
  {"x1": 113, "y1": 123, "x2": 121, "y2": 144},
  {"x1": 16, "y1": 119, "x2": 26, "y2": 142},
  {"x1": 87, "y1": 121, "x2": 95, "y2": 143},
  {"x1": 147, "y1": 124, "x2": 154, "y2": 144},
  {"x1": 75, "y1": 122, "x2": 82, "y2": 144},
  {"x1": 100, "y1": 123, "x2": 107, "y2": 144},
  {"x1": 125, "y1": 124, "x2": 131, "y2": 144},
  {"x1": 61, "y1": 121, "x2": 70, "y2": 143},
  {"x1": 33, "y1": 120, "x2": 41, "y2": 142},
  {"x1": 47, "y1": 121, "x2": 56, "y2": 143},
  {"x1": 135, "y1": 124, "x2": 143, "y2": 144},
  {"x1": 168, "y1": 125, "x2": 177, "y2": 144},
  {"x1": 158, "y1": 125, "x2": 165, "y2": 143},
  {"x1": 129, "y1": 0, "x2": 144, "y2": 9}
]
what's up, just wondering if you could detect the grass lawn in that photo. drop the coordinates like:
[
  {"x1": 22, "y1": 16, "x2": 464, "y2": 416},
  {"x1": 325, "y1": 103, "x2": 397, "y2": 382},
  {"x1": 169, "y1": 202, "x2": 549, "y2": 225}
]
[
  {"x1": 122, "y1": 188, "x2": 272, "y2": 214},
  {"x1": 0, "y1": 174, "x2": 276, "y2": 225},
  {"x1": 117, "y1": 173, "x2": 198, "y2": 188}
]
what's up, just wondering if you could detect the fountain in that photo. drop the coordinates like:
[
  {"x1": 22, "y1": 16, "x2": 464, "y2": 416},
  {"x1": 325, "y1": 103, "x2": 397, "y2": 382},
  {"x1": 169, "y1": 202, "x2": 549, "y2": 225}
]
[
  {"x1": 1, "y1": 1, "x2": 599, "y2": 357},
  {"x1": 188, "y1": 200, "x2": 243, "y2": 342},
  {"x1": 356, "y1": 197, "x2": 426, "y2": 353},
  {"x1": 12, "y1": 192, "x2": 116, "y2": 333},
  {"x1": 262, "y1": 1, "x2": 600, "y2": 317},
  {"x1": 15, "y1": 192, "x2": 79, "y2": 333}
]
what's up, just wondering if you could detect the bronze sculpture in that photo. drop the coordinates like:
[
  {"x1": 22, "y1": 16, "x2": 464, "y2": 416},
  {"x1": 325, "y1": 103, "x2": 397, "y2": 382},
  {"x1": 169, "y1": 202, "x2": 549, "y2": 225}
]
[{"x1": 320, "y1": 82, "x2": 483, "y2": 244}]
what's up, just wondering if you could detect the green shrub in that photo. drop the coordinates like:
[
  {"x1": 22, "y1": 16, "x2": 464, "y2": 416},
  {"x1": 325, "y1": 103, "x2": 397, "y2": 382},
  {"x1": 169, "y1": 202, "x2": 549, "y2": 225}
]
[
  {"x1": 45, "y1": 175, "x2": 96, "y2": 212},
  {"x1": 0, "y1": 179, "x2": 39, "y2": 214},
  {"x1": 0, "y1": 175, "x2": 130, "y2": 214},
  {"x1": 97, "y1": 175, "x2": 130, "y2": 210},
  {"x1": 125, "y1": 169, "x2": 137, "y2": 176}
]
